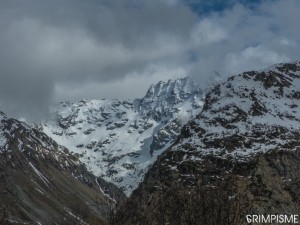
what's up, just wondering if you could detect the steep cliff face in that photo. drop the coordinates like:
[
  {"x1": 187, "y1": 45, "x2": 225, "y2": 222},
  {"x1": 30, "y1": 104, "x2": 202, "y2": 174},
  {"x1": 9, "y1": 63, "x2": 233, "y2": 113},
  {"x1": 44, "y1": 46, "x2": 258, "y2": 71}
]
[
  {"x1": 42, "y1": 77, "x2": 204, "y2": 195},
  {"x1": 113, "y1": 62, "x2": 300, "y2": 224},
  {"x1": 0, "y1": 113, "x2": 124, "y2": 225}
]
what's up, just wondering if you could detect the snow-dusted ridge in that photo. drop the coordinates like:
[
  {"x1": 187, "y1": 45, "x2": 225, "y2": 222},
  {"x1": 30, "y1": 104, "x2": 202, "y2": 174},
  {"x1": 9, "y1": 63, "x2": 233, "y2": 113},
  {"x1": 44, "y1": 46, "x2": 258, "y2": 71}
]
[
  {"x1": 0, "y1": 111, "x2": 85, "y2": 173},
  {"x1": 0, "y1": 111, "x2": 124, "y2": 224},
  {"x1": 42, "y1": 77, "x2": 204, "y2": 195},
  {"x1": 168, "y1": 62, "x2": 300, "y2": 165}
]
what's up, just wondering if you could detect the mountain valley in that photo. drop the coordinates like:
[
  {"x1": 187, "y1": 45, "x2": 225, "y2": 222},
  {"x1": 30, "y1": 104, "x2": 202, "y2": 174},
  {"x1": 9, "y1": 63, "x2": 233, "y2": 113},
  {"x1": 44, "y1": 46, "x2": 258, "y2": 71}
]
[{"x1": 2, "y1": 62, "x2": 300, "y2": 224}]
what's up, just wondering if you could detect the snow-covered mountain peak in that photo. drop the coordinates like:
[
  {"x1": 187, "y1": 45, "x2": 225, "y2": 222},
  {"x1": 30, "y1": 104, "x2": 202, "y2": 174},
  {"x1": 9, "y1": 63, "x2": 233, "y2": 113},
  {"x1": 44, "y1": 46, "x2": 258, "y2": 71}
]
[
  {"x1": 42, "y1": 77, "x2": 204, "y2": 195},
  {"x1": 140, "y1": 77, "x2": 201, "y2": 113},
  {"x1": 143, "y1": 77, "x2": 197, "y2": 99}
]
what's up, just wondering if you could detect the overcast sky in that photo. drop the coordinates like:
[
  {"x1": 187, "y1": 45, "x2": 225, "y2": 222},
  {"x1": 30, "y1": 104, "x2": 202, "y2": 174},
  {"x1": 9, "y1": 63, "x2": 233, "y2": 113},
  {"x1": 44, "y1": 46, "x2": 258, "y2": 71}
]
[{"x1": 0, "y1": 0, "x2": 300, "y2": 119}]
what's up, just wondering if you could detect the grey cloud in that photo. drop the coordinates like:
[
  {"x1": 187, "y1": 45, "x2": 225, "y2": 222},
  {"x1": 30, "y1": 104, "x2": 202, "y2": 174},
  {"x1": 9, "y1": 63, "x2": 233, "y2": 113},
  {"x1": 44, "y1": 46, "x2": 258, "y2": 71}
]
[
  {"x1": 188, "y1": 0, "x2": 300, "y2": 84},
  {"x1": 0, "y1": 0, "x2": 196, "y2": 119},
  {"x1": 0, "y1": 0, "x2": 300, "y2": 120}
]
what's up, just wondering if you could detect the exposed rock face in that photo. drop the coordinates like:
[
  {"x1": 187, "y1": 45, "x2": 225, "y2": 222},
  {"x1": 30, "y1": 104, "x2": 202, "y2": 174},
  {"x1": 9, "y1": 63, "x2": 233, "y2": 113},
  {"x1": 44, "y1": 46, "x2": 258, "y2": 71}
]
[
  {"x1": 113, "y1": 62, "x2": 300, "y2": 224},
  {"x1": 0, "y1": 113, "x2": 125, "y2": 225},
  {"x1": 42, "y1": 77, "x2": 204, "y2": 195}
]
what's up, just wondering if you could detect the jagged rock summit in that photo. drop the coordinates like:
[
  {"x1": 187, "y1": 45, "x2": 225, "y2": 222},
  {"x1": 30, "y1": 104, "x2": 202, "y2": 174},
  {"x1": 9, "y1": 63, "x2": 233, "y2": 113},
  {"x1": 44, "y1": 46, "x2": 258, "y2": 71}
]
[{"x1": 42, "y1": 77, "x2": 204, "y2": 195}]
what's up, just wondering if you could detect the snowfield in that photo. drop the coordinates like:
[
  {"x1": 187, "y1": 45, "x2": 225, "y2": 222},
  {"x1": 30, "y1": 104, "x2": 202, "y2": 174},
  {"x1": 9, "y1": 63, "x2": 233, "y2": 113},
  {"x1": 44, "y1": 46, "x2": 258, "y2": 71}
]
[{"x1": 42, "y1": 77, "x2": 204, "y2": 195}]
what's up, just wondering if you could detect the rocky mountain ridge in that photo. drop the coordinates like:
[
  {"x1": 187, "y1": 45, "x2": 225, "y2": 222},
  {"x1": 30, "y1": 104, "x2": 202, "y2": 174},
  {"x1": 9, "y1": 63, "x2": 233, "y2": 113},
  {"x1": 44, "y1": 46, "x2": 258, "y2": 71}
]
[
  {"x1": 172, "y1": 62, "x2": 300, "y2": 162},
  {"x1": 0, "y1": 112, "x2": 124, "y2": 225},
  {"x1": 112, "y1": 62, "x2": 300, "y2": 224},
  {"x1": 42, "y1": 77, "x2": 204, "y2": 195}
]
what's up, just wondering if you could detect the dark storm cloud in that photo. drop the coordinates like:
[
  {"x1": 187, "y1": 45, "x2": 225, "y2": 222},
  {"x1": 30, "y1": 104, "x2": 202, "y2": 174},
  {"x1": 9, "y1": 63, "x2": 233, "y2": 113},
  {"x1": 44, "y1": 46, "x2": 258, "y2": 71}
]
[
  {"x1": 0, "y1": 0, "x2": 300, "y2": 120},
  {"x1": 0, "y1": 0, "x2": 196, "y2": 119}
]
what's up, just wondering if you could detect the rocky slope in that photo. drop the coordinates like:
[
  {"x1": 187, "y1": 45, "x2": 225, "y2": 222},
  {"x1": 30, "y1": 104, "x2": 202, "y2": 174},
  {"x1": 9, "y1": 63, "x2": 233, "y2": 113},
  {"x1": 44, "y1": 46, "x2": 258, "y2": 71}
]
[
  {"x1": 0, "y1": 112, "x2": 125, "y2": 225},
  {"x1": 42, "y1": 77, "x2": 204, "y2": 195},
  {"x1": 113, "y1": 62, "x2": 300, "y2": 224}
]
